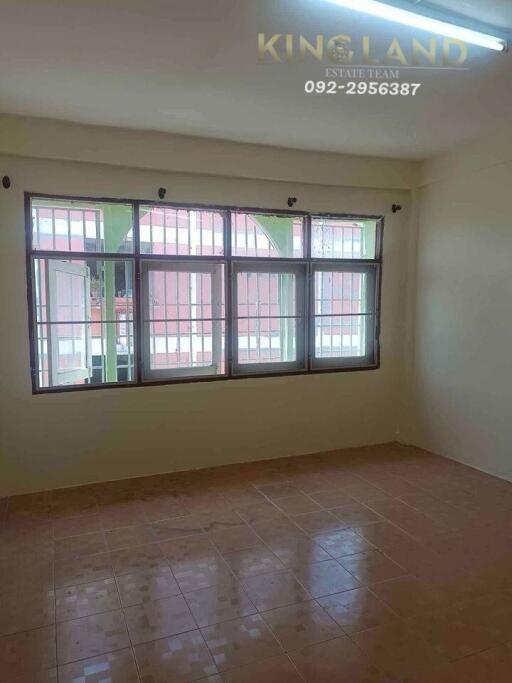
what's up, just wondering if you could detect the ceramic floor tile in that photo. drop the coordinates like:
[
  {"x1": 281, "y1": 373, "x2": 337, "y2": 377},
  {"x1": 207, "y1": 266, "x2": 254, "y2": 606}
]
[
  {"x1": 54, "y1": 553, "x2": 114, "y2": 588},
  {"x1": 463, "y1": 591, "x2": 512, "y2": 643},
  {"x1": 184, "y1": 494, "x2": 232, "y2": 515},
  {"x1": 237, "y1": 503, "x2": 288, "y2": 525},
  {"x1": 197, "y1": 510, "x2": 246, "y2": 533},
  {"x1": 110, "y1": 543, "x2": 168, "y2": 576},
  {"x1": 338, "y1": 550, "x2": 406, "y2": 585},
  {"x1": 222, "y1": 489, "x2": 266, "y2": 508},
  {"x1": 465, "y1": 644, "x2": 512, "y2": 683},
  {"x1": 342, "y1": 482, "x2": 393, "y2": 504},
  {"x1": 249, "y1": 520, "x2": 305, "y2": 545},
  {"x1": 242, "y1": 571, "x2": 311, "y2": 611},
  {"x1": 56, "y1": 609, "x2": 129, "y2": 664},
  {"x1": 51, "y1": 489, "x2": 98, "y2": 518},
  {"x1": 99, "y1": 502, "x2": 147, "y2": 530},
  {"x1": 408, "y1": 602, "x2": 500, "y2": 662},
  {"x1": 256, "y1": 483, "x2": 300, "y2": 500},
  {"x1": 52, "y1": 515, "x2": 102, "y2": 539},
  {"x1": 10, "y1": 446, "x2": 512, "y2": 682},
  {"x1": 7, "y1": 493, "x2": 52, "y2": 518},
  {"x1": 134, "y1": 630, "x2": 218, "y2": 682},
  {"x1": 124, "y1": 595, "x2": 196, "y2": 645},
  {"x1": 309, "y1": 489, "x2": 356, "y2": 509},
  {"x1": 317, "y1": 587, "x2": 398, "y2": 634},
  {"x1": 151, "y1": 515, "x2": 205, "y2": 541},
  {"x1": 140, "y1": 497, "x2": 187, "y2": 523},
  {"x1": 221, "y1": 655, "x2": 303, "y2": 682},
  {"x1": 268, "y1": 538, "x2": 332, "y2": 568},
  {"x1": 54, "y1": 532, "x2": 108, "y2": 560},
  {"x1": 9, "y1": 667, "x2": 59, "y2": 683},
  {"x1": 275, "y1": 495, "x2": 322, "y2": 516},
  {"x1": 200, "y1": 614, "x2": 281, "y2": 672},
  {"x1": 370, "y1": 576, "x2": 441, "y2": 618},
  {"x1": 292, "y1": 511, "x2": 345, "y2": 534},
  {"x1": 116, "y1": 567, "x2": 180, "y2": 606},
  {"x1": 262, "y1": 600, "x2": 342, "y2": 650},
  {"x1": 209, "y1": 527, "x2": 263, "y2": 554},
  {"x1": 223, "y1": 547, "x2": 286, "y2": 579},
  {"x1": 289, "y1": 634, "x2": 385, "y2": 683},
  {"x1": 160, "y1": 536, "x2": 220, "y2": 566},
  {"x1": 55, "y1": 578, "x2": 120, "y2": 622},
  {"x1": 184, "y1": 579, "x2": 257, "y2": 628},
  {"x1": 105, "y1": 524, "x2": 157, "y2": 551},
  {"x1": 0, "y1": 589, "x2": 55, "y2": 637},
  {"x1": 0, "y1": 626, "x2": 56, "y2": 681},
  {"x1": 352, "y1": 621, "x2": 448, "y2": 680},
  {"x1": 57, "y1": 647, "x2": 139, "y2": 683},
  {"x1": 331, "y1": 502, "x2": 384, "y2": 527},
  {"x1": 313, "y1": 528, "x2": 375, "y2": 558},
  {"x1": 293, "y1": 560, "x2": 360, "y2": 598},
  {"x1": 172, "y1": 555, "x2": 234, "y2": 592}
]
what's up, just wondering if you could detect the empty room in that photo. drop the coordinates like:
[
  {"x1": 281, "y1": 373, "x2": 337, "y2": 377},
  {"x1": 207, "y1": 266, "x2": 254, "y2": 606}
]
[{"x1": 1, "y1": 0, "x2": 512, "y2": 681}]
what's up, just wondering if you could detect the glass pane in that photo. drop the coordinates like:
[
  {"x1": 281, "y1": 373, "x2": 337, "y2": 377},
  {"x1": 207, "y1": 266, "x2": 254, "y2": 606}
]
[
  {"x1": 33, "y1": 258, "x2": 134, "y2": 388},
  {"x1": 232, "y1": 212, "x2": 304, "y2": 258},
  {"x1": 146, "y1": 269, "x2": 225, "y2": 322},
  {"x1": 140, "y1": 206, "x2": 224, "y2": 256},
  {"x1": 314, "y1": 270, "x2": 371, "y2": 317},
  {"x1": 143, "y1": 264, "x2": 225, "y2": 376},
  {"x1": 53, "y1": 268, "x2": 87, "y2": 322},
  {"x1": 36, "y1": 323, "x2": 49, "y2": 388},
  {"x1": 55, "y1": 322, "x2": 87, "y2": 372},
  {"x1": 237, "y1": 317, "x2": 297, "y2": 364},
  {"x1": 237, "y1": 271, "x2": 296, "y2": 317},
  {"x1": 149, "y1": 320, "x2": 225, "y2": 373},
  {"x1": 312, "y1": 218, "x2": 377, "y2": 259},
  {"x1": 91, "y1": 321, "x2": 135, "y2": 384},
  {"x1": 36, "y1": 321, "x2": 135, "y2": 388},
  {"x1": 34, "y1": 258, "x2": 134, "y2": 323},
  {"x1": 314, "y1": 315, "x2": 373, "y2": 359},
  {"x1": 31, "y1": 198, "x2": 133, "y2": 253},
  {"x1": 236, "y1": 270, "x2": 299, "y2": 364}
]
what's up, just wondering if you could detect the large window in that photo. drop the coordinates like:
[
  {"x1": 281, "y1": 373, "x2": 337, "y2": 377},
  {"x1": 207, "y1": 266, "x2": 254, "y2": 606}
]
[{"x1": 27, "y1": 195, "x2": 382, "y2": 391}]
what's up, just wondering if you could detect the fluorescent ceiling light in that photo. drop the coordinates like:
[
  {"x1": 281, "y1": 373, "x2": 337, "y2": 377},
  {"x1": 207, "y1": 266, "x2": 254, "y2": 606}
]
[{"x1": 324, "y1": 0, "x2": 507, "y2": 52}]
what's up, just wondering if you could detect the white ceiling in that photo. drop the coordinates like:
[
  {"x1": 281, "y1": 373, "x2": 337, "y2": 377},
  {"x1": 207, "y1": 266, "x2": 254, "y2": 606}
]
[{"x1": 0, "y1": 0, "x2": 511, "y2": 159}]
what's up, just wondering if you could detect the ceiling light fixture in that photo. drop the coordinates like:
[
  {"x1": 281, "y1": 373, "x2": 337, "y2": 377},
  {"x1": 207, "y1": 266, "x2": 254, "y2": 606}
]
[{"x1": 324, "y1": 0, "x2": 507, "y2": 52}]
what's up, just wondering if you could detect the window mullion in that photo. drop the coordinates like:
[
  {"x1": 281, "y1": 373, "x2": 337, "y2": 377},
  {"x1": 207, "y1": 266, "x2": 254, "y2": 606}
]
[{"x1": 133, "y1": 200, "x2": 143, "y2": 384}]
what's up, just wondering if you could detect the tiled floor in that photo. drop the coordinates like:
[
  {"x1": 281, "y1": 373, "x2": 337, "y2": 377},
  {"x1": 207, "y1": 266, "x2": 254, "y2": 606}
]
[{"x1": 3, "y1": 443, "x2": 512, "y2": 682}]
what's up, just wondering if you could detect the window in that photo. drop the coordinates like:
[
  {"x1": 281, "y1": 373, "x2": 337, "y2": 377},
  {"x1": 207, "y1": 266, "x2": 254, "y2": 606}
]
[
  {"x1": 141, "y1": 261, "x2": 225, "y2": 379},
  {"x1": 27, "y1": 195, "x2": 382, "y2": 391},
  {"x1": 232, "y1": 262, "x2": 306, "y2": 374}
]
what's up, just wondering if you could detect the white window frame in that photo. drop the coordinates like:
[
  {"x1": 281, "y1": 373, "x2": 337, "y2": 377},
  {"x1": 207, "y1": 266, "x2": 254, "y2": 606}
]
[
  {"x1": 47, "y1": 259, "x2": 92, "y2": 385},
  {"x1": 140, "y1": 259, "x2": 225, "y2": 380},
  {"x1": 231, "y1": 260, "x2": 307, "y2": 376},
  {"x1": 310, "y1": 262, "x2": 379, "y2": 370}
]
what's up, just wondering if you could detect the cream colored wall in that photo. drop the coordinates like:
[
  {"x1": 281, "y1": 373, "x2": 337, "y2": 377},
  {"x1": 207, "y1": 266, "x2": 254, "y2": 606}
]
[
  {"x1": 0, "y1": 149, "x2": 411, "y2": 495},
  {"x1": 401, "y1": 126, "x2": 512, "y2": 481},
  {"x1": 0, "y1": 115, "x2": 417, "y2": 191}
]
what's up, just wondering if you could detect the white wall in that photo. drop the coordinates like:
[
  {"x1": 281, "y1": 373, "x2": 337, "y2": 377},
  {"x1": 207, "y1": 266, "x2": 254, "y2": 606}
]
[
  {"x1": 0, "y1": 127, "x2": 413, "y2": 495},
  {"x1": 0, "y1": 115, "x2": 417, "y2": 191},
  {"x1": 401, "y1": 124, "x2": 512, "y2": 481}
]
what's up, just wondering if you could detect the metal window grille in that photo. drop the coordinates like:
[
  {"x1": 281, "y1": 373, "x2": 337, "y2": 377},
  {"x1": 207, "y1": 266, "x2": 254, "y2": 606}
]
[{"x1": 26, "y1": 194, "x2": 383, "y2": 392}]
